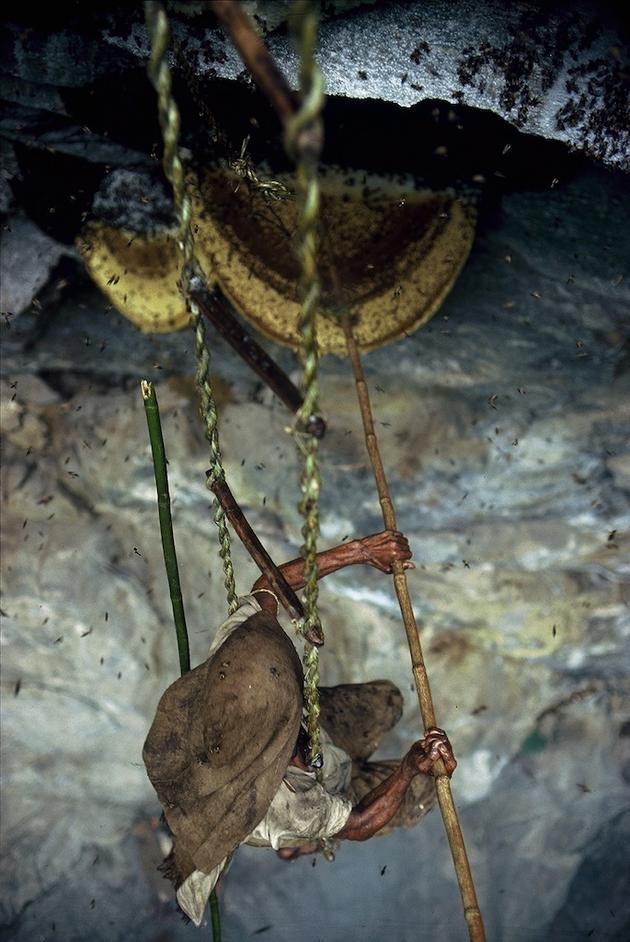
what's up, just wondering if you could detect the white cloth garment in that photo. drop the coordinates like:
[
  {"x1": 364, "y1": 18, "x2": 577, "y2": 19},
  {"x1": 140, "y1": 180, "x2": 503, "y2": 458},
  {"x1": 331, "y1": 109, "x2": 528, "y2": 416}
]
[{"x1": 176, "y1": 594, "x2": 353, "y2": 925}]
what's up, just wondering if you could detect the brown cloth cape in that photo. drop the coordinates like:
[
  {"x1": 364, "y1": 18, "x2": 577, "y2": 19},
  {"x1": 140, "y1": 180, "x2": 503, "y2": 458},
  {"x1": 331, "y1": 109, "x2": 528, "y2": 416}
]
[{"x1": 143, "y1": 611, "x2": 303, "y2": 881}]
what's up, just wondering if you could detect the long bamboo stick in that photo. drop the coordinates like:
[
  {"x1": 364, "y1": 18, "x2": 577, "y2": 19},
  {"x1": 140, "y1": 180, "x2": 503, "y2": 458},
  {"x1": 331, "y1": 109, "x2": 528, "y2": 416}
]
[
  {"x1": 141, "y1": 378, "x2": 222, "y2": 939},
  {"x1": 342, "y1": 320, "x2": 486, "y2": 942},
  {"x1": 141, "y1": 379, "x2": 191, "y2": 675}
]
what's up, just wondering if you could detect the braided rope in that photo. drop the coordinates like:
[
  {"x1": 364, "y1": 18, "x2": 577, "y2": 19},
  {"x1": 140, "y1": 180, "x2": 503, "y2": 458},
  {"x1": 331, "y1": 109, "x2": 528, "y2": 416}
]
[
  {"x1": 144, "y1": 1, "x2": 237, "y2": 613},
  {"x1": 285, "y1": 0, "x2": 325, "y2": 770}
]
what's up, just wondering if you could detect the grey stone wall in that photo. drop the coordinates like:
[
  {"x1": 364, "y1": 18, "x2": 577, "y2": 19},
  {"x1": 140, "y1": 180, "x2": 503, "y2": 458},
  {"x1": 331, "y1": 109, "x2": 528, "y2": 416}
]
[{"x1": 1, "y1": 160, "x2": 629, "y2": 940}]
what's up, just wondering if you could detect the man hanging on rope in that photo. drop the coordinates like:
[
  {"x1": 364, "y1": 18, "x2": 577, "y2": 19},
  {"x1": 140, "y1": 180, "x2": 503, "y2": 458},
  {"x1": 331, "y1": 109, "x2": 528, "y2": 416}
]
[{"x1": 143, "y1": 529, "x2": 456, "y2": 926}]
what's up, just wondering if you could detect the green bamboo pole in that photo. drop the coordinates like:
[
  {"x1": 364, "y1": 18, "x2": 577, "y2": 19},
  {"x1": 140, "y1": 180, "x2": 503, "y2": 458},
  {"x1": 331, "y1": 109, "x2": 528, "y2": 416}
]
[
  {"x1": 141, "y1": 379, "x2": 190, "y2": 674},
  {"x1": 209, "y1": 892, "x2": 221, "y2": 939},
  {"x1": 141, "y1": 379, "x2": 222, "y2": 938}
]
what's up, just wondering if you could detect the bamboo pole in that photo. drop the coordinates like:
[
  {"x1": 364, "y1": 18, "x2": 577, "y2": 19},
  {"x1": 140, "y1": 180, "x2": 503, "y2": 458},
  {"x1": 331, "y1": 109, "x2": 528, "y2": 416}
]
[
  {"x1": 342, "y1": 320, "x2": 486, "y2": 942},
  {"x1": 141, "y1": 378, "x2": 222, "y2": 939},
  {"x1": 141, "y1": 379, "x2": 191, "y2": 675},
  {"x1": 209, "y1": 892, "x2": 221, "y2": 940}
]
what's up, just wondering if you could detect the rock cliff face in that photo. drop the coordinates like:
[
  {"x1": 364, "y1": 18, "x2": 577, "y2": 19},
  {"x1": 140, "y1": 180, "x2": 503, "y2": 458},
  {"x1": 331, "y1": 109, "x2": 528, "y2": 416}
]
[
  {"x1": 2, "y1": 160, "x2": 628, "y2": 941},
  {"x1": 2, "y1": 0, "x2": 628, "y2": 169},
  {"x1": 1, "y1": 3, "x2": 629, "y2": 940}
]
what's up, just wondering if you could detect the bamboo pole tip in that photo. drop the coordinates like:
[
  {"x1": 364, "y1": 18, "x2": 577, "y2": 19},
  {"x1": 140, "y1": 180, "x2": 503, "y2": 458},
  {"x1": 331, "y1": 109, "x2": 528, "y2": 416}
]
[{"x1": 141, "y1": 379, "x2": 154, "y2": 399}]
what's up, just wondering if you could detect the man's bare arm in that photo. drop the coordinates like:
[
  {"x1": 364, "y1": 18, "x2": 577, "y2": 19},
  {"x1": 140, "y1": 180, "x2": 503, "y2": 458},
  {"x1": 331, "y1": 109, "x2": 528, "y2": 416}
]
[
  {"x1": 252, "y1": 530, "x2": 413, "y2": 612},
  {"x1": 334, "y1": 729, "x2": 456, "y2": 842}
]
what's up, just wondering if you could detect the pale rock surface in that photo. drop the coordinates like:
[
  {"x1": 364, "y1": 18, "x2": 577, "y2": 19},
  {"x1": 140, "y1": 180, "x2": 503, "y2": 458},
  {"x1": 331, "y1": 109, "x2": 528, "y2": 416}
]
[
  {"x1": 1, "y1": 164, "x2": 629, "y2": 940},
  {"x1": 0, "y1": 216, "x2": 70, "y2": 316}
]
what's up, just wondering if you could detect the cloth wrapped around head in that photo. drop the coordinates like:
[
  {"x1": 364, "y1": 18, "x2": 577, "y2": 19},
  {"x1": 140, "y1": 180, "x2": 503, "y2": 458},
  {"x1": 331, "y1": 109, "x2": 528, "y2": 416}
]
[{"x1": 143, "y1": 611, "x2": 304, "y2": 883}]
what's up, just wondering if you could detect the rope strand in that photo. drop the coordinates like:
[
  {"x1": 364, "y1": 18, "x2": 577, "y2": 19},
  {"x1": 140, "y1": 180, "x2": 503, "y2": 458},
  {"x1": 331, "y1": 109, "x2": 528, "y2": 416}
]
[
  {"x1": 286, "y1": 0, "x2": 325, "y2": 770},
  {"x1": 145, "y1": 0, "x2": 237, "y2": 613}
]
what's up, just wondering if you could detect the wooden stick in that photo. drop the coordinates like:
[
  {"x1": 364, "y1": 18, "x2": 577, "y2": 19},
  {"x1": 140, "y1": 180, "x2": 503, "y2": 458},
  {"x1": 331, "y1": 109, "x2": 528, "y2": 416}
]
[
  {"x1": 208, "y1": 476, "x2": 324, "y2": 646},
  {"x1": 208, "y1": 1, "x2": 296, "y2": 125},
  {"x1": 141, "y1": 379, "x2": 191, "y2": 674},
  {"x1": 342, "y1": 319, "x2": 486, "y2": 942},
  {"x1": 186, "y1": 275, "x2": 325, "y2": 438}
]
